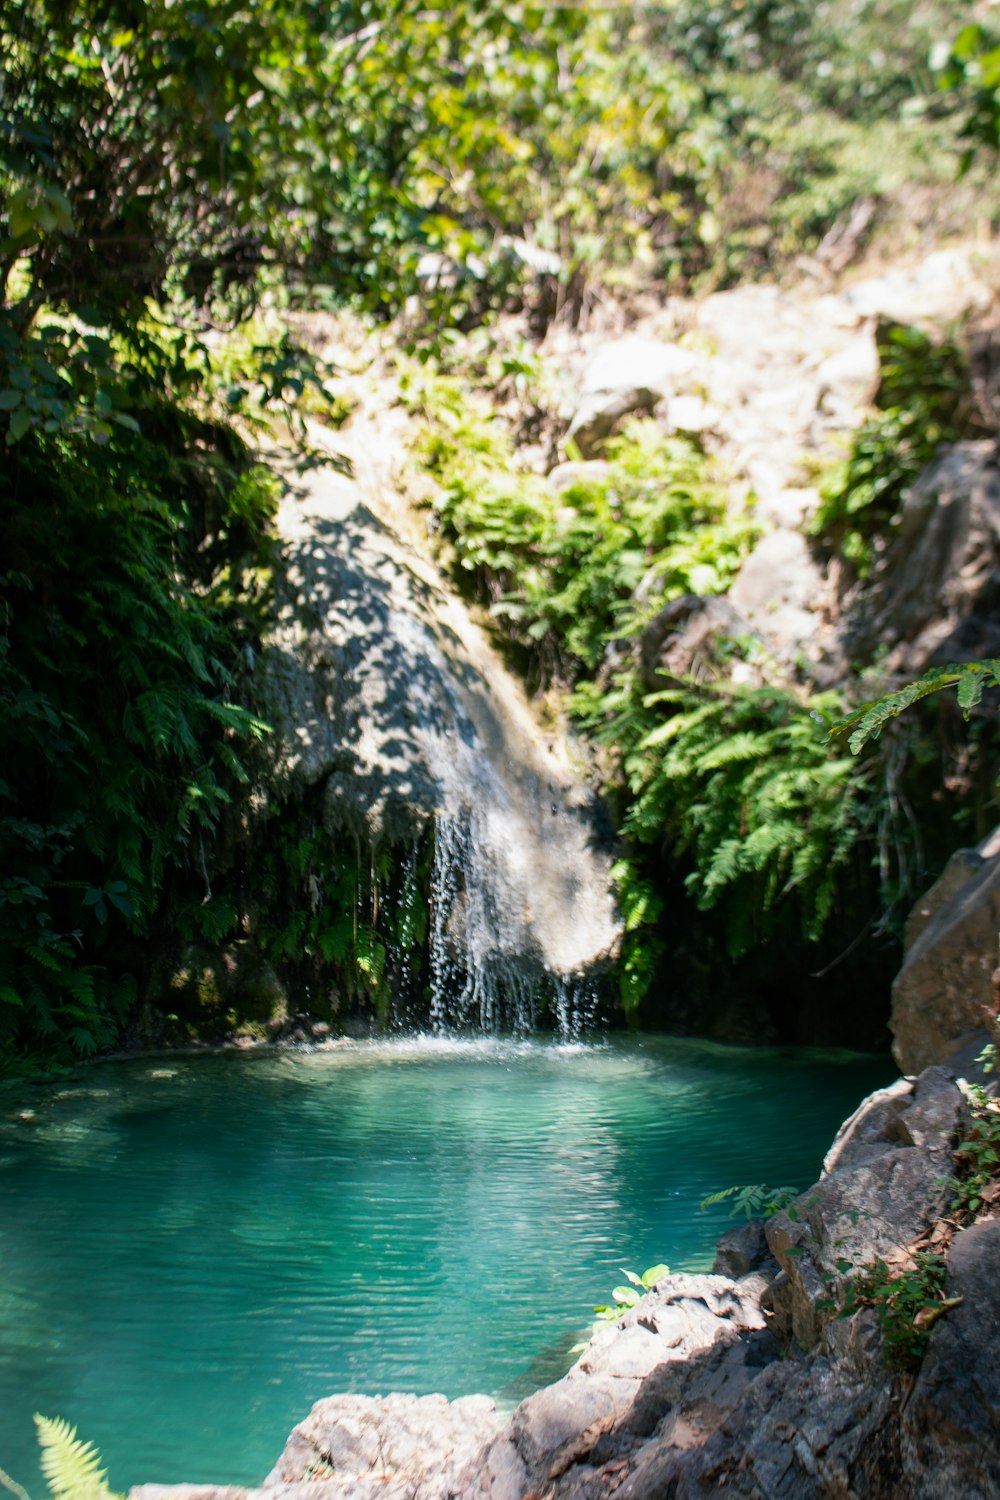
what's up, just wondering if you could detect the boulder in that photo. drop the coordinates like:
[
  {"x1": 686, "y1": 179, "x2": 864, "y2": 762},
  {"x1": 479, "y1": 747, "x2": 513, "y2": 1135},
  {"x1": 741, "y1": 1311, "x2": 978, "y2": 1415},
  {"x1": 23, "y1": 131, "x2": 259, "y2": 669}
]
[
  {"x1": 712, "y1": 1218, "x2": 772, "y2": 1279},
  {"x1": 565, "y1": 336, "x2": 699, "y2": 457},
  {"x1": 653, "y1": 1348, "x2": 904, "y2": 1499},
  {"x1": 263, "y1": 1392, "x2": 502, "y2": 1499},
  {"x1": 566, "y1": 385, "x2": 659, "y2": 458},
  {"x1": 728, "y1": 528, "x2": 833, "y2": 670},
  {"x1": 160, "y1": 942, "x2": 288, "y2": 1029},
  {"x1": 503, "y1": 1272, "x2": 769, "y2": 1492},
  {"x1": 131, "y1": 1395, "x2": 507, "y2": 1500},
  {"x1": 637, "y1": 593, "x2": 752, "y2": 694},
  {"x1": 546, "y1": 459, "x2": 612, "y2": 496},
  {"x1": 891, "y1": 825, "x2": 1000, "y2": 1075},
  {"x1": 766, "y1": 1067, "x2": 962, "y2": 1350},
  {"x1": 662, "y1": 394, "x2": 719, "y2": 437},
  {"x1": 579, "y1": 337, "x2": 699, "y2": 398},
  {"x1": 901, "y1": 1216, "x2": 1000, "y2": 1500},
  {"x1": 843, "y1": 440, "x2": 1000, "y2": 676}
]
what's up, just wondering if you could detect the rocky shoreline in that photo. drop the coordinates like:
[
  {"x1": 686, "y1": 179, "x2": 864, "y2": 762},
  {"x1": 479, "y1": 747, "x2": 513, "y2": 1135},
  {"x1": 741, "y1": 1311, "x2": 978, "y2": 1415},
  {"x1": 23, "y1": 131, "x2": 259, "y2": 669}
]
[{"x1": 129, "y1": 839, "x2": 1000, "y2": 1500}]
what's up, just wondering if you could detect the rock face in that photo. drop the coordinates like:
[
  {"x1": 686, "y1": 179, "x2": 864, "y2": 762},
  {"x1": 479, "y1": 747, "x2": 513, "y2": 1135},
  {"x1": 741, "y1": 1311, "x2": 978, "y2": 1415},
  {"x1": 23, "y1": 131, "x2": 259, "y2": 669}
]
[
  {"x1": 901, "y1": 1216, "x2": 1000, "y2": 1499},
  {"x1": 552, "y1": 247, "x2": 1000, "y2": 693},
  {"x1": 844, "y1": 440, "x2": 1000, "y2": 676},
  {"x1": 129, "y1": 1060, "x2": 1000, "y2": 1500},
  {"x1": 891, "y1": 825, "x2": 1000, "y2": 1075},
  {"x1": 260, "y1": 417, "x2": 621, "y2": 1019}
]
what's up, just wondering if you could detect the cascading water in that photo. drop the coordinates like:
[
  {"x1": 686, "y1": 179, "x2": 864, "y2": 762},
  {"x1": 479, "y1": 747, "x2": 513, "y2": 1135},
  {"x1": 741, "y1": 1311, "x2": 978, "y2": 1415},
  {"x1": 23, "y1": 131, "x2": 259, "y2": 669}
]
[{"x1": 262, "y1": 413, "x2": 621, "y2": 1029}]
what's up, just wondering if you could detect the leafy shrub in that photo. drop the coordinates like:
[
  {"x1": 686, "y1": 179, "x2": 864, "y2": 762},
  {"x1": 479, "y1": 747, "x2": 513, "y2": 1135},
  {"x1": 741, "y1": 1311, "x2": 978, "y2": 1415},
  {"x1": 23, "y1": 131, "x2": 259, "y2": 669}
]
[
  {"x1": 611, "y1": 682, "x2": 874, "y2": 957},
  {"x1": 949, "y1": 1081, "x2": 1000, "y2": 1219},
  {"x1": 408, "y1": 368, "x2": 753, "y2": 685},
  {"x1": 0, "y1": 328, "x2": 272, "y2": 1062},
  {"x1": 935, "y1": 22, "x2": 1000, "y2": 171},
  {"x1": 838, "y1": 659, "x2": 1000, "y2": 755},
  {"x1": 595, "y1": 1262, "x2": 669, "y2": 1320}
]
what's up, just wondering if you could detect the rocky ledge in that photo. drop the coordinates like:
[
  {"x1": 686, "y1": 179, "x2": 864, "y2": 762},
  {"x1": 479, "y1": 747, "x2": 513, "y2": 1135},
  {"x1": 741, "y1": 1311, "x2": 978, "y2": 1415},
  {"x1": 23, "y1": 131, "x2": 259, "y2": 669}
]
[{"x1": 131, "y1": 1053, "x2": 999, "y2": 1500}]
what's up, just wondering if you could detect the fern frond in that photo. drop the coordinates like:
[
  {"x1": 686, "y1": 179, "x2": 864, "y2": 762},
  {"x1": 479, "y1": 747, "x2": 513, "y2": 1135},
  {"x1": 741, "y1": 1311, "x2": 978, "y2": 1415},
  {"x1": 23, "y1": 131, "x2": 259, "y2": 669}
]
[{"x1": 34, "y1": 1415, "x2": 117, "y2": 1500}]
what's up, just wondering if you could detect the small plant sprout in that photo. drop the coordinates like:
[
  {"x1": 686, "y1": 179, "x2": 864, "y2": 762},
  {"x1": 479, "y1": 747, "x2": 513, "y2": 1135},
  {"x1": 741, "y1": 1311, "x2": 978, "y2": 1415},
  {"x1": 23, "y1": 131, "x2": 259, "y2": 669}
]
[{"x1": 572, "y1": 1262, "x2": 670, "y2": 1351}]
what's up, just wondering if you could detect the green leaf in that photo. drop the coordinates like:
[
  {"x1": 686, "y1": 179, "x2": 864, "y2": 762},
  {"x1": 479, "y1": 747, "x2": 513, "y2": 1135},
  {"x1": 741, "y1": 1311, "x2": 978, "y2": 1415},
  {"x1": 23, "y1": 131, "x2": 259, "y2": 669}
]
[{"x1": 7, "y1": 408, "x2": 32, "y2": 443}]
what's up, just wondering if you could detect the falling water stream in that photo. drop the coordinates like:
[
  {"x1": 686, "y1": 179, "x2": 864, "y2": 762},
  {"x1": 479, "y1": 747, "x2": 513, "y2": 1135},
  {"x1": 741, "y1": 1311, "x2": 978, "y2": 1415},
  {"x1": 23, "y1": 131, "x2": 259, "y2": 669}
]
[{"x1": 0, "y1": 1036, "x2": 891, "y2": 1490}]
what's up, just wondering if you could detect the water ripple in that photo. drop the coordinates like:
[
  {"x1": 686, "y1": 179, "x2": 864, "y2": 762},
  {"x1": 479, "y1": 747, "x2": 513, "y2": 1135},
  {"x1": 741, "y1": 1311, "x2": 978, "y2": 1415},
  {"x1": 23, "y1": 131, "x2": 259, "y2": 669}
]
[{"x1": 0, "y1": 1035, "x2": 890, "y2": 1490}]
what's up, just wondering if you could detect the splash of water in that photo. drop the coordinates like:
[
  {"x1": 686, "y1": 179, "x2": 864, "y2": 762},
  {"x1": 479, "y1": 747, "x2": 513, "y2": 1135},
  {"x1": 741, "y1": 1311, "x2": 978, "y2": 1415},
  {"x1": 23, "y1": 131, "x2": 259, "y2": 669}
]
[{"x1": 424, "y1": 810, "x2": 603, "y2": 1037}]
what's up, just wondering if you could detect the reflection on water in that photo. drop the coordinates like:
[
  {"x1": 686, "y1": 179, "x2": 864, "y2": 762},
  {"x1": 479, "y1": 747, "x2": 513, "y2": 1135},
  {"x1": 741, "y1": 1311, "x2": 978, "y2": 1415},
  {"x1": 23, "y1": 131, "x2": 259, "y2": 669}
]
[{"x1": 0, "y1": 1035, "x2": 891, "y2": 1489}]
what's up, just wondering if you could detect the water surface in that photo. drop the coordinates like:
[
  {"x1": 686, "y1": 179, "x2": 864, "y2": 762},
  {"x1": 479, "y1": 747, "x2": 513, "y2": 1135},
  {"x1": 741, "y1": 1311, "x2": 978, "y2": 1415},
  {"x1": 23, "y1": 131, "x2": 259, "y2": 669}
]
[{"x1": 0, "y1": 1034, "x2": 890, "y2": 1488}]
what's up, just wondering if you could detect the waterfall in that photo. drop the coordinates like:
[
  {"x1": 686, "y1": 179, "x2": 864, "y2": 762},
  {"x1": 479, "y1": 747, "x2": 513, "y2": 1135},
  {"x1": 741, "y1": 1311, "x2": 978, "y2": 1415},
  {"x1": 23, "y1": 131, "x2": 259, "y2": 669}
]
[{"x1": 262, "y1": 417, "x2": 622, "y2": 1030}]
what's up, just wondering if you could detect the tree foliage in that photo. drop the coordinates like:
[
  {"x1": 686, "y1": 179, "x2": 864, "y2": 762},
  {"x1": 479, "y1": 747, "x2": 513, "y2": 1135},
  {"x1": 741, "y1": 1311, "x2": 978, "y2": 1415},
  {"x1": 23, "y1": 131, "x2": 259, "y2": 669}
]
[{"x1": 1, "y1": 0, "x2": 997, "y2": 1054}]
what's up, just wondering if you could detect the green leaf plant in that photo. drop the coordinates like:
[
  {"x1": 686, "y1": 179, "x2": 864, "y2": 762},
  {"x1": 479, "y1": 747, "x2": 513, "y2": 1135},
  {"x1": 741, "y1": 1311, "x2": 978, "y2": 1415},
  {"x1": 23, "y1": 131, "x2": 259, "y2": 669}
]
[{"x1": 0, "y1": 1417, "x2": 119, "y2": 1500}]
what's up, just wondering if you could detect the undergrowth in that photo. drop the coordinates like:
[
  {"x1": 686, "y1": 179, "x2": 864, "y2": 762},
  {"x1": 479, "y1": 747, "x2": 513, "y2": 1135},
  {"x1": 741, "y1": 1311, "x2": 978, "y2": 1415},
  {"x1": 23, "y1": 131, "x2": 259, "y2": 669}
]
[{"x1": 405, "y1": 363, "x2": 911, "y2": 1009}]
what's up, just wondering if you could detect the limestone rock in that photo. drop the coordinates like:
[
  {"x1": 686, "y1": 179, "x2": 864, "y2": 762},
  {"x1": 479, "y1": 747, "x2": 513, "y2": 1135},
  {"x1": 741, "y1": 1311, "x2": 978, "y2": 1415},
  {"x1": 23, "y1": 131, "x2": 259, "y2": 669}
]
[
  {"x1": 891, "y1": 825, "x2": 1000, "y2": 1075},
  {"x1": 728, "y1": 529, "x2": 833, "y2": 670},
  {"x1": 840, "y1": 248, "x2": 994, "y2": 324},
  {"x1": 547, "y1": 460, "x2": 612, "y2": 495},
  {"x1": 159, "y1": 942, "x2": 288, "y2": 1028},
  {"x1": 662, "y1": 394, "x2": 719, "y2": 436},
  {"x1": 259, "y1": 420, "x2": 621, "y2": 1002},
  {"x1": 712, "y1": 1218, "x2": 772, "y2": 1279},
  {"x1": 657, "y1": 1349, "x2": 903, "y2": 1499},
  {"x1": 565, "y1": 336, "x2": 699, "y2": 456},
  {"x1": 266, "y1": 1391, "x2": 502, "y2": 1499},
  {"x1": 579, "y1": 337, "x2": 699, "y2": 399},
  {"x1": 566, "y1": 385, "x2": 659, "y2": 458},
  {"x1": 503, "y1": 1272, "x2": 768, "y2": 1491}
]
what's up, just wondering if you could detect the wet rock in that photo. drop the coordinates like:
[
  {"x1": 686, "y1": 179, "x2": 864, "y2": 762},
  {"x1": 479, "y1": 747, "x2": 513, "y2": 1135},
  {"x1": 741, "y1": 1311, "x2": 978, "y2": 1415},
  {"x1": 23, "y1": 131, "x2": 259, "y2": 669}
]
[
  {"x1": 160, "y1": 942, "x2": 288, "y2": 1029},
  {"x1": 260, "y1": 421, "x2": 621, "y2": 1004}
]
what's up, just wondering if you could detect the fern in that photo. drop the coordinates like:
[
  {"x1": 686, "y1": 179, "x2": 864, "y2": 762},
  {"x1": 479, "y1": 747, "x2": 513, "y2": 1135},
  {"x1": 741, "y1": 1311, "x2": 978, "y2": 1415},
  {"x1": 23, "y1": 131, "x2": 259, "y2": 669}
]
[
  {"x1": 699, "y1": 1184, "x2": 799, "y2": 1220},
  {"x1": 34, "y1": 1416, "x2": 117, "y2": 1500},
  {"x1": 836, "y1": 661, "x2": 1000, "y2": 754}
]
